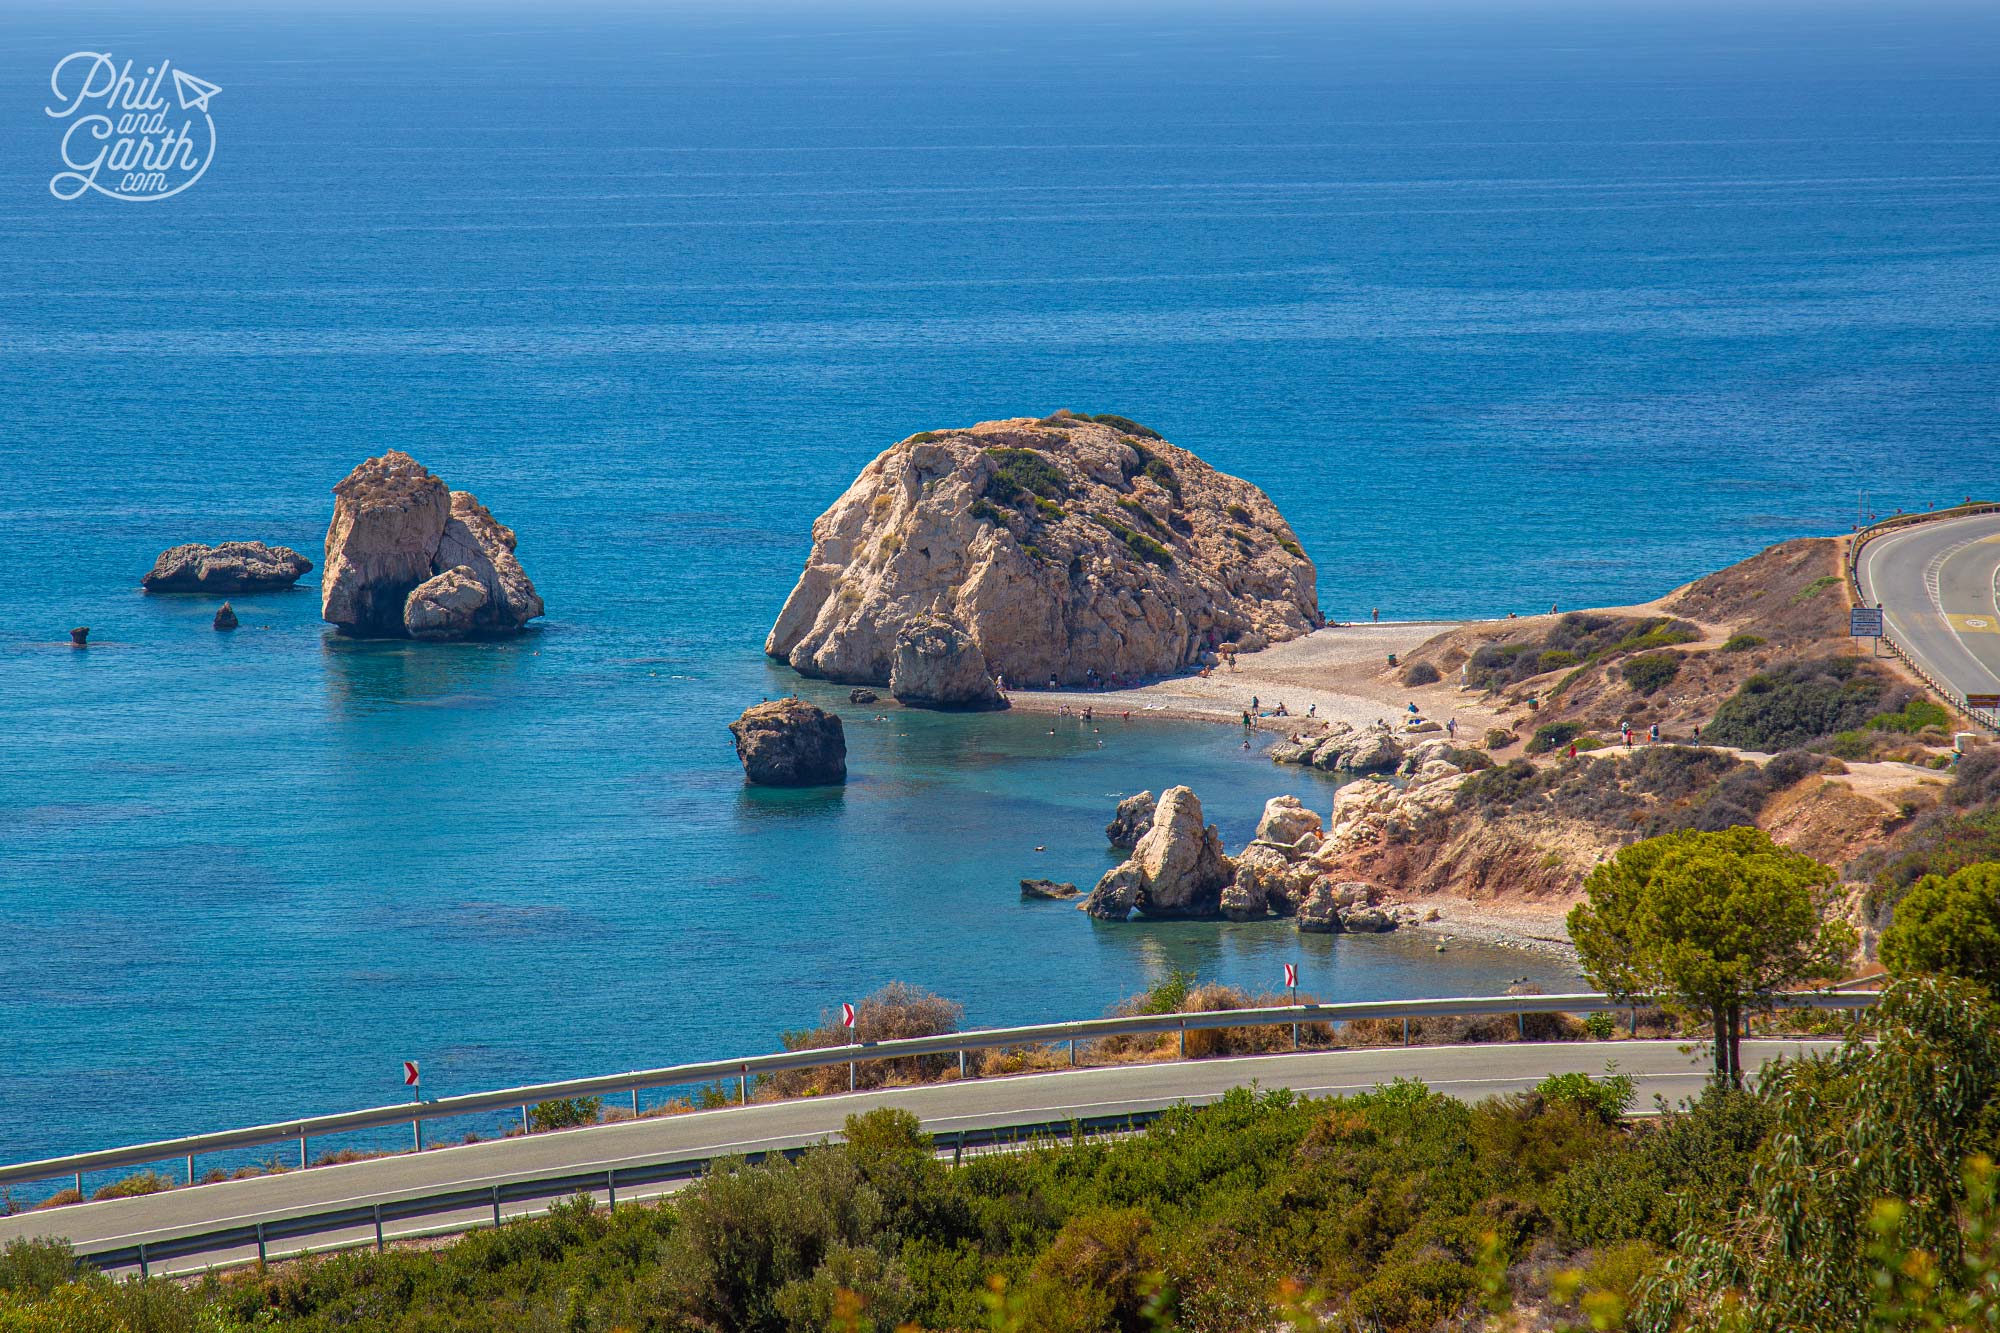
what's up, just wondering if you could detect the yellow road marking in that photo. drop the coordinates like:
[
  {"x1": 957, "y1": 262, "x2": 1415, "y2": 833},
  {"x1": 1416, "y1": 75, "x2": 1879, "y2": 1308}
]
[{"x1": 1946, "y1": 614, "x2": 2000, "y2": 635}]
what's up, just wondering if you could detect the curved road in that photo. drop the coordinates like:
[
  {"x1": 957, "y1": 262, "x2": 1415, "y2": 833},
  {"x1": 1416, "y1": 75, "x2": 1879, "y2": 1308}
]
[
  {"x1": 0, "y1": 1039, "x2": 1835, "y2": 1278},
  {"x1": 1857, "y1": 511, "x2": 2000, "y2": 710}
]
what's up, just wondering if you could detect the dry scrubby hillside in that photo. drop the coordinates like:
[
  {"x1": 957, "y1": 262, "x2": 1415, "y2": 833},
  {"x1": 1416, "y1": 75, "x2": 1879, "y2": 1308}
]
[
  {"x1": 1297, "y1": 537, "x2": 1976, "y2": 938},
  {"x1": 766, "y1": 412, "x2": 1320, "y2": 692}
]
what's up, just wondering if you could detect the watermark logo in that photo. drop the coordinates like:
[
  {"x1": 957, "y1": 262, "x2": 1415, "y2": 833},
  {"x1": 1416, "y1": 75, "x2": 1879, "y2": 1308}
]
[{"x1": 46, "y1": 53, "x2": 220, "y2": 202}]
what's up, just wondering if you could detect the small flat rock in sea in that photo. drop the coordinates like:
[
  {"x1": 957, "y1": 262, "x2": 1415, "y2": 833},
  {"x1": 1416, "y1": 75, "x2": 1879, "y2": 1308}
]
[
  {"x1": 142, "y1": 541, "x2": 313, "y2": 593},
  {"x1": 68, "y1": 626, "x2": 88, "y2": 646},
  {"x1": 213, "y1": 602, "x2": 239, "y2": 631},
  {"x1": 1020, "y1": 878, "x2": 1079, "y2": 900},
  {"x1": 848, "y1": 687, "x2": 879, "y2": 704}
]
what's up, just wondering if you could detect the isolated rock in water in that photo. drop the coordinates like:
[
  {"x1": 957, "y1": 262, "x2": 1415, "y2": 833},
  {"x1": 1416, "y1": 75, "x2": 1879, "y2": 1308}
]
[
  {"x1": 321, "y1": 450, "x2": 542, "y2": 640},
  {"x1": 849, "y1": 687, "x2": 879, "y2": 704},
  {"x1": 322, "y1": 452, "x2": 451, "y2": 635},
  {"x1": 213, "y1": 602, "x2": 238, "y2": 631},
  {"x1": 728, "y1": 699, "x2": 847, "y2": 787},
  {"x1": 143, "y1": 541, "x2": 313, "y2": 593},
  {"x1": 889, "y1": 613, "x2": 1002, "y2": 708},
  {"x1": 1128, "y1": 786, "x2": 1234, "y2": 916},
  {"x1": 1080, "y1": 863, "x2": 1144, "y2": 920},
  {"x1": 1106, "y1": 790, "x2": 1157, "y2": 850},
  {"x1": 404, "y1": 567, "x2": 489, "y2": 640},
  {"x1": 1020, "y1": 878, "x2": 1079, "y2": 900},
  {"x1": 765, "y1": 414, "x2": 1320, "y2": 688},
  {"x1": 68, "y1": 626, "x2": 88, "y2": 647},
  {"x1": 1255, "y1": 795, "x2": 1323, "y2": 846}
]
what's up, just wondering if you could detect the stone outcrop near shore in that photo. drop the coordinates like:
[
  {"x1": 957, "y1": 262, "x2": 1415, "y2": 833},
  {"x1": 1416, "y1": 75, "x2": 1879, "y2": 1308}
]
[
  {"x1": 142, "y1": 541, "x2": 312, "y2": 593},
  {"x1": 320, "y1": 452, "x2": 543, "y2": 640},
  {"x1": 766, "y1": 413, "x2": 1319, "y2": 696},
  {"x1": 729, "y1": 699, "x2": 847, "y2": 786}
]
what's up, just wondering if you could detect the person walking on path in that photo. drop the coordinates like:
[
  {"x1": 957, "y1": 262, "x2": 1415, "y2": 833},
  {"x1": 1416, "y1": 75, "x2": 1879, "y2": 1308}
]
[
  {"x1": 1567, "y1": 742, "x2": 1577, "y2": 759},
  {"x1": 1446, "y1": 717, "x2": 1457, "y2": 738},
  {"x1": 1648, "y1": 722, "x2": 1660, "y2": 744}
]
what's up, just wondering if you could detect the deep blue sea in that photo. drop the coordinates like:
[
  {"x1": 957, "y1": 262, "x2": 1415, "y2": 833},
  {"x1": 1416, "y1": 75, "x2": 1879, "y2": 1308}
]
[{"x1": 1, "y1": 0, "x2": 1996, "y2": 1172}]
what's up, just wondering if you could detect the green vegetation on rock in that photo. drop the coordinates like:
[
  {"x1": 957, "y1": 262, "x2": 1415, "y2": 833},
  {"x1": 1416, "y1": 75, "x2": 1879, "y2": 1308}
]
[{"x1": 983, "y1": 447, "x2": 1070, "y2": 504}]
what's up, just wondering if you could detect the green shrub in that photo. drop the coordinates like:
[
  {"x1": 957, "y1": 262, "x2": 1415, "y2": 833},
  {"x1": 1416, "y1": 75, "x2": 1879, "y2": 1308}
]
[
  {"x1": 908, "y1": 430, "x2": 942, "y2": 444},
  {"x1": 1031, "y1": 496, "x2": 1066, "y2": 521},
  {"x1": 1881, "y1": 863, "x2": 2000, "y2": 992},
  {"x1": 1539, "y1": 649, "x2": 1581, "y2": 672},
  {"x1": 772, "y1": 982, "x2": 963, "y2": 1096},
  {"x1": 1721, "y1": 633, "x2": 1766, "y2": 652},
  {"x1": 968, "y1": 498, "x2": 1005, "y2": 525},
  {"x1": 1621, "y1": 652, "x2": 1682, "y2": 694},
  {"x1": 1868, "y1": 697, "x2": 1951, "y2": 734},
  {"x1": 1277, "y1": 537, "x2": 1305, "y2": 559},
  {"x1": 1790, "y1": 574, "x2": 1841, "y2": 605},
  {"x1": 1403, "y1": 661, "x2": 1442, "y2": 687},
  {"x1": 1484, "y1": 727, "x2": 1517, "y2": 750},
  {"x1": 529, "y1": 1096, "x2": 602, "y2": 1132},
  {"x1": 1702, "y1": 656, "x2": 1898, "y2": 750},
  {"x1": 1533, "y1": 1069, "x2": 1637, "y2": 1124},
  {"x1": 1574, "y1": 735, "x2": 1608, "y2": 751},
  {"x1": 1123, "y1": 443, "x2": 1181, "y2": 499},
  {"x1": 90, "y1": 1172, "x2": 170, "y2": 1202},
  {"x1": 1528, "y1": 721, "x2": 1586, "y2": 754},
  {"x1": 1583, "y1": 1012, "x2": 1617, "y2": 1040},
  {"x1": 984, "y1": 447, "x2": 1069, "y2": 503},
  {"x1": 0, "y1": 1239, "x2": 80, "y2": 1297},
  {"x1": 1090, "y1": 413, "x2": 1161, "y2": 440},
  {"x1": 1226, "y1": 503, "x2": 1254, "y2": 525},
  {"x1": 1448, "y1": 746, "x2": 1496, "y2": 772},
  {"x1": 1090, "y1": 513, "x2": 1174, "y2": 567},
  {"x1": 1113, "y1": 497, "x2": 1165, "y2": 532}
]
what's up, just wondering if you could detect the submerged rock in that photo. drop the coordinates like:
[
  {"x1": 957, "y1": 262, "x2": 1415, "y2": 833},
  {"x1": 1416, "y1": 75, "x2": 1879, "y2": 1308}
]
[
  {"x1": 765, "y1": 414, "x2": 1319, "y2": 690},
  {"x1": 143, "y1": 541, "x2": 313, "y2": 594},
  {"x1": 1106, "y1": 790, "x2": 1157, "y2": 851},
  {"x1": 848, "y1": 687, "x2": 879, "y2": 704},
  {"x1": 728, "y1": 699, "x2": 847, "y2": 787},
  {"x1": 321, "y1": 451, "x2": 542, "y2": 640},
  {"x1": 213, "y1": 602, "x2": 238, "y2": 631}
]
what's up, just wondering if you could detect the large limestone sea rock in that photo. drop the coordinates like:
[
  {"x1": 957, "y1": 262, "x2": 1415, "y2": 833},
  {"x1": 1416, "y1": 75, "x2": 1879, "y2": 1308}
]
[
  {"x1": 320, "y1": 451, "x2": 544, "y2": 639},
  {"x1": 765, "y1": 413, "x2": 1320, "y2": 701}
]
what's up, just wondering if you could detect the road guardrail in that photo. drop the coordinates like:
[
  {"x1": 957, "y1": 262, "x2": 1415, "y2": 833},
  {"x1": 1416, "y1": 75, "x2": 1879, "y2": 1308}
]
[{"x1": 0, "y1": 989, "x2": 1879, "y2": 1201}]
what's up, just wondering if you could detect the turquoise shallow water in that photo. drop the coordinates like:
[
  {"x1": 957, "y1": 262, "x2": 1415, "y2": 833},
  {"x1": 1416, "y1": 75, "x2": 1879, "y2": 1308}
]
[{"x1": 2, "y1": 0, "x2": 1997, "y2": 1166}]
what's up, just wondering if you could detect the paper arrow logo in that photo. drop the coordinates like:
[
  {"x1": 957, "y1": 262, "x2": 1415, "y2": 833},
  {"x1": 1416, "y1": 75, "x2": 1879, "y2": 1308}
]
[{"x1": 171, "y1": 67, "x2": 221, "y2": 112}]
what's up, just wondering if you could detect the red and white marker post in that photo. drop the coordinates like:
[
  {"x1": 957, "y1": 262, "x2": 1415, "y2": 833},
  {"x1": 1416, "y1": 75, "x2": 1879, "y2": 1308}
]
[
  {"x1": 843, "y1": 1002, "x2": 858, "y2": 1091},
  {"x1": 1284, "y1": 963, "x2": 1299, "y2": 1049}
]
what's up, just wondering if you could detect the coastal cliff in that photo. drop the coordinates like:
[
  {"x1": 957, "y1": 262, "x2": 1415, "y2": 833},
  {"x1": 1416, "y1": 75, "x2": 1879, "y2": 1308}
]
[{"x1": 766, "y1": 413, "x2": 1319, "y2": 700}]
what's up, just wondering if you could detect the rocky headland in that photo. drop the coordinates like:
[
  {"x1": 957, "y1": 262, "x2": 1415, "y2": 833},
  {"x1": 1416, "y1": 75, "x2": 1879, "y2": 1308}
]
[
  {"x1": 142, "y1": 541, "x2": 312, "y2": 593},
  {"x1": 1050, "y1": 533, "x2": 1984, "y2": 959},
  {"x1": 320, "y1": 451, "x2": 543, "y2": 640},
  {"x1": 766, "y1": 412, "x2": 1319, "y2": 706}
]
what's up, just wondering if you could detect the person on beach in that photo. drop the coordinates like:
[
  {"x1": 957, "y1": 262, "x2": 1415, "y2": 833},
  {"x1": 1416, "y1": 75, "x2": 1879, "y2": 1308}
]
[
  {"x1": 1372, "y1": 607, "x2": 1380, "y2": 623},
  {"x1": 1446, "y1": 717, "x2": 1457, "y2": 738},
  {"x1": 1567, "y1": 742, "x2": 1577, "y2": 759},
  {"x1": 996, "y1": 673, "x2": 1006, "y2": 695},
  {"x1": 1242, "y1": 710, "x2": 1253, "y2": 727},
  {"x1": 1306, "y1": 703, "x2": 1317, "y2": 719},
  {"x1": 1407, "y1": 702, "x2": 1419, "y2": 716},
  {"x1": 1251, "y1": 695, "x2": 1260, "y2": 713},
  {"x1": 1048, "y1": 673, "x2": 1059, "y2": 689},
  {"x1": 1649, "y1": 722, "x2": 1660, "y2": 744},
  {"x1": 1122, "y1": 711, "x2": 1130, "y2": 721}
]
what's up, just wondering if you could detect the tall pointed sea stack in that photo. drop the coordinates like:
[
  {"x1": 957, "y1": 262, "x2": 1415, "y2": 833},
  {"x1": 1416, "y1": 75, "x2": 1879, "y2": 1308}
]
[{"x1": 321, "y1": 451, "x2": 544, "y2": 639}]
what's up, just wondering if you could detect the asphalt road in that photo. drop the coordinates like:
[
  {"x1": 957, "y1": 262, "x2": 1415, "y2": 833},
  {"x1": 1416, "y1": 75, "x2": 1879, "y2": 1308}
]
[
  {"x1": 0, "y1": 1039, "x2": 1836, "y2": 1276},
  {"x1": 1857, "y1": 511, "x2": 2000, "y2": 704}
]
